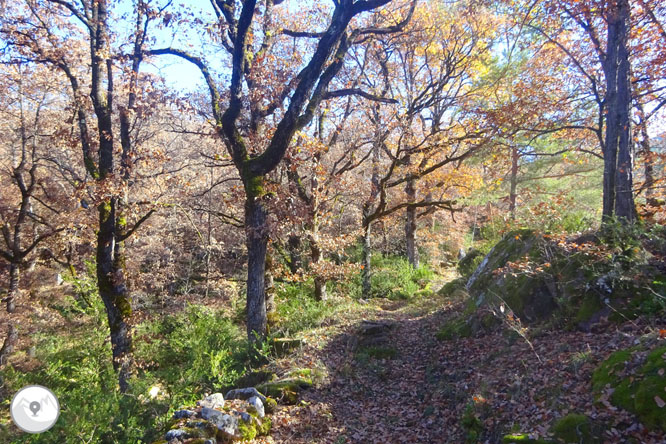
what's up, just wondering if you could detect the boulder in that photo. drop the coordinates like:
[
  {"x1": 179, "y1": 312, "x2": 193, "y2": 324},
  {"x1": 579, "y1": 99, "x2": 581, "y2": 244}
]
[
  {"x1": 225, "y1": 387, "x2": 267, "y2": 404},
  {"x1": 165, "y1": 429, "x2": 189, "y2": 442},
  {"x1": 465, "y1": 230, "x2": 558, "y2": 324},
  {"x1": 197, "y1": 392, "x2": 225, "y2": 410},
  {"x1": 172, "y1": 409, "x2": 195, "y2": 419},
  {"x1": 200, "y1": 407, "x2": 239, "y2": 439},
  {"x1": 247, "y1": 396, "x2": 265, "y2": 418}
]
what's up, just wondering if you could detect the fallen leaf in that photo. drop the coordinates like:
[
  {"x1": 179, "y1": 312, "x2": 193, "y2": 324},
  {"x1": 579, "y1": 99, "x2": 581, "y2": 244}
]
[{"x1": 655, "y1": 396, "x2": 665, "y2": 408}]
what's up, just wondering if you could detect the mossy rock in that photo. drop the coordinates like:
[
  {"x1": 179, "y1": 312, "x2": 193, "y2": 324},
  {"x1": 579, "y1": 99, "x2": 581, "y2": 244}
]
[
  {"x1": 458, "y1": 249, "x2": 485, "y2": 277},
  {"x1": 502, "y1": 434, "x2": 555, "y2": 444},
  {"x1": 263, "y1": 397, "x2": 277, "y2": 414},
  {"x1": 592, "y1": 343, "x2": 666, "y2": 431},
  {"x1": 438, "y1": 277, "x2": 467, "y2": 296},
  {"x1": 465, "y1": 230, "x2": 559, "y2": 324},
  {"x1": 233, "y1": 369, "x2": 276, "y2": 389},
  {"x1": 271, "y1": 337, "x2": 304, "y2": 356},
  {"x1": 551, "y1": 413, "x2": 602, "y2": 444},
  {"x1": 237, "y1": 414, "x2": 271, "y2": 441},
  {"x1": 256, "y1": 379, "x2": 312, "y2": 404}
]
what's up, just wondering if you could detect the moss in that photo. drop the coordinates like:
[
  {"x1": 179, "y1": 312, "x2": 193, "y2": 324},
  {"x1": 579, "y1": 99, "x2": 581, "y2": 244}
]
[
  {"x1": 256, "y1": 379, "x2": 311, "y2": 405},
  {"x1": 502, "y1": 434, "x2": 554, "y2": 444},
  {"x1": 458, "y1": 249, "x2": 485, "y2": 277},
  {"x1": 271, "y1": 337, "x2": 303, "y2": 356},
  {"x1": 438, "y1": 277, "x2": 467, "y2": 296},
  {"x1": 357, "y1": 346, "x2": 398, "y2": 360},
  {"x1": 256, "y1": 416, "x2": 271, "y2": 435},
  {"x1": 238, "y1": 420, "x2": 257, "y2": 441},
  {"x1": 551, "y1": 413, "x2": 601, "y2": 443},
  {"x1": 633, "y1": 345, "x2": 666, "y2": 430},
  {"x1": 264, "y1": 397, "x2": 277, "y2": 414},
  {"x1": 574, "y1": 294, "x2": 603, "y2": 324},
  {"x1": 436, "y1": 318, "x2": 472, "y2": 341},
  {"x1": 243, "y1": 169, "x2": 264, "y2": 198}
]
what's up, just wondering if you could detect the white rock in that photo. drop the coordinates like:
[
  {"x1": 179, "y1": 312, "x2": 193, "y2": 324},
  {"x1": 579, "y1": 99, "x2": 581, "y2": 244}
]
[
  {"x1": 201, "y1": 407, "x2": 239, "y2": 438},
  {"x1": 197, "y1": 392, "x2": 225, "y2": 409},
  {"x1": 247, "y1": 396, "x2": 265, "y2": 418},
  {"x1": 225, "y1": 387, "x2": 267, "y2": 403}
]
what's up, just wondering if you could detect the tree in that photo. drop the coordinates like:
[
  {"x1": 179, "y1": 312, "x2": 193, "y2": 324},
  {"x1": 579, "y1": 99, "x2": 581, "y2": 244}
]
[
  {"x1": 1, "y1": 0, "x2": 165, "y2": 391},
  {"x1": 150, "y1": 0, "x2": 415, "y2": 342}
]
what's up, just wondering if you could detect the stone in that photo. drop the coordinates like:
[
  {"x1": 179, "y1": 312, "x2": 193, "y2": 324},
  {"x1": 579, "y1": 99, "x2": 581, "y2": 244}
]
[
  {"x1": 359, "y1": 320, "x2": 392, "y2": 336},
  {"x1": 247, "y1": 396, "x2": 265, "y2": 418},
  {"x1": 201, "y1": 407, "x2": 239, "y2": 439},
  {"x1": 197, "y1": 392, "x2": 225, "y2": 409},
  {"x1": 165, "y1": 429, "x2": 189, "y2": 441},
  {"x1": 225, "y1": 387, "x2": 267, "y2": 404},
  {"x1": 172, "y1": 409, "x2": 195, "y2": 419},
  {"x1": 236, "y1": 411, "x2": 252, "y2": 423}
]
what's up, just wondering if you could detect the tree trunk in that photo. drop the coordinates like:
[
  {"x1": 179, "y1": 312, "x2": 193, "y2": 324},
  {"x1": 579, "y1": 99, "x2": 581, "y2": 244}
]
[
  {"x1": 405, "y1": 178, "x2": 419, "y2": 268},
  {"x1": 244, "y1": 179, "x2": 268, "y2": 343},
  {"x1": 96, "y1": 199, "x2": 133, "y2": 393},
  {"x1": 0, "y1": 324, "x2": 18, "y2": 366},
  {"x1": 6, "y1": 263, "x2": 19, "y2": 313},
  {"x1": 265, "y1": 250, "x2": 275, "y2": 317},
  {"x1": 287, "y1": 235, "x2": 302, "y2": 274},
  {"x1": 361, "y1": 221, "x2": 372, "y2": 298},
  {"x1": 310, "y1": 237, "x2": 327, "y2": 301},
  {"x1": 509, "y1": 146, "x2": 519, "y2": 220},
  {"x1": 613, "y1": 0, "x2": 635, "y2": 222},
  {"x1": 636, "y1": 102, "x2": 656, "y2": 204},
  {"x1": 602, "y1": 4, "x2": 620, "y2": 221}
]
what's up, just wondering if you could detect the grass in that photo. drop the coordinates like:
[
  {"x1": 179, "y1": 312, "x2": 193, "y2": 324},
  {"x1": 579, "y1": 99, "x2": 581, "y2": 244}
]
[{"x1": 0, "y1": 300, "x2": 252, "y2": 444}]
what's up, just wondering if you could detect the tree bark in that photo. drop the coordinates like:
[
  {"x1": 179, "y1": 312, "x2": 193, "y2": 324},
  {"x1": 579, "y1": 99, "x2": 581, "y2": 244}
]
[
  {"x1": 602, "y1": 3, "x2": 621, "y2": 221},
  {"x1": 0, "y1": 324, "x2": 18, "y2": 366},
  {"x1": 287, "y1": 235, "x2": 302, "y2": 274},
  {"x1": 265, "y1": 249, "x2": 276, "y2": 317},
  {"x1": 613, "y1": 0, "x2": 635, "y2": 222},
  {"x1": 405, "y1": 177, "x2": 419, "y2": 268},
  {"x1": 96, "y1": 199, "x2": 133, "y2": 393},
  {"x1": 244, "y1": 178, "x2": 268, "y2": 342},
  {"x1": 361, "y1": 220, "x2": 372, "y2": 298},
  {"x1": 310, "y1": 234, "x2": 327, "y2": 301},
  {"x1": 6, "y1": 263, "x2": 19, "y2": 313}
]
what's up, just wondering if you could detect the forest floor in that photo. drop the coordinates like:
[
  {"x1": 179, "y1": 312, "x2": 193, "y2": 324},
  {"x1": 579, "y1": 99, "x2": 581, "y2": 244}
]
[{"x1": 251, "y1": 274, "x2": 666, "y2": 444}]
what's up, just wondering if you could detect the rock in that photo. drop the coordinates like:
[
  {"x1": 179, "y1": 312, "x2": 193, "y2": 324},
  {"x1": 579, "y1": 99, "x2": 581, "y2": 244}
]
[
  {"x1": 256, "y1": 379, "x2": 312, "y2": 405},
  {"x1": 247, "y1": 396, "x2": 265, "y2": 418},
  {"x1": 236, "y1": 411, "x2": 252, "y2": 423},
  {"x1": 271, "y1": 337, "x2": 304, "y2": 356},
  {"x1": 359, "y1": 320, "x2": 392, "y2": 336},
  {"x1": 172, "y1": 409, "x2": 195, "y2": 419},
  {"x1": 225, "y1": 387, "x2": 267, "y2": 404},
  {"x1": 201, "y1": 407, "x2": 239, "y2": 439},
  {"x1": 165, "y1": 429, "x2": 189, "y2": 441},
  {"x1": 197, "y1": 392, "x2": 225, "y2": 409}
]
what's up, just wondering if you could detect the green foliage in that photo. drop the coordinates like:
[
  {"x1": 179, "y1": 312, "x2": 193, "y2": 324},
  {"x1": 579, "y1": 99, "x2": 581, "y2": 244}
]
[
  {"x1": 461, "y1": 402, "x2": 485, "y2": 444},
  {"x1": 134, "y1": 305, "x2": 250, "y2": 406},
  {"x1": 272, "y1": 280, "x2": 338, "y2": 335},
  {"x1": 356, "y1": 345, "x2": 398, "y2": 363},
  {"x1": 0, "y1": 326, "x2": 150, "y2": 443},
  {"x1": 0, "y1": 301, "x2": 251, "y2": 443},
  {"x1": 369, "y1": 254, "x2": 435, "y2": 300},
  {"x1": 436, "y1": 317, "x2": 473, "y2": 341}
]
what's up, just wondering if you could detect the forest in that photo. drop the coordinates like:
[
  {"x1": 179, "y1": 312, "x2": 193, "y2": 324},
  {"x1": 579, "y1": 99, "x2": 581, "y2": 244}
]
[{"x1": 0, "y1": 0, "x2": 664, "y2": 443}]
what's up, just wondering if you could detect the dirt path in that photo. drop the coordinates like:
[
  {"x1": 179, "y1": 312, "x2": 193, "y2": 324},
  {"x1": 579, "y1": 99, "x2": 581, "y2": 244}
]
[
  {"x1": 261, "y1": 292, "x2": 665, "y2": 444},
  {"x1": 264, "y1": 294, "x2": 461, "y2": 444}
]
